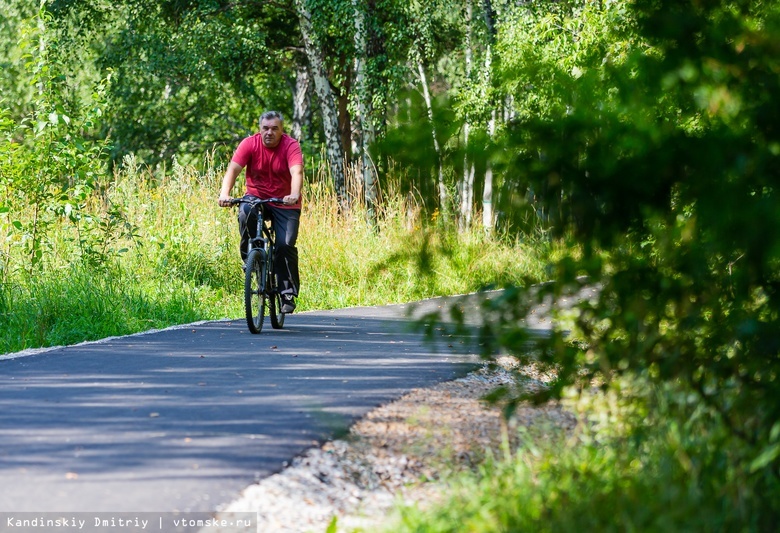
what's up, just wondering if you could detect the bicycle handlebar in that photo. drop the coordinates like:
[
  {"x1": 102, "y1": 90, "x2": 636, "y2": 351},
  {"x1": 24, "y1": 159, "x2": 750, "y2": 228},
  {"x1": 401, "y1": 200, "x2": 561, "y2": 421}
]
[{"x1": 228, "y1": 196, "x2": 286, "y2": 207}]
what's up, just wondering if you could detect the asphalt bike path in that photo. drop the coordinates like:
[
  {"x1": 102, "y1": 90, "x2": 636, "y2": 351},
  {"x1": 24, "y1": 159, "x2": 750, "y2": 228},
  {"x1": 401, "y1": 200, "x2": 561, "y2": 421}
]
[{"x1": 0, "y1": 299, "x2": 480, "y2": 526}]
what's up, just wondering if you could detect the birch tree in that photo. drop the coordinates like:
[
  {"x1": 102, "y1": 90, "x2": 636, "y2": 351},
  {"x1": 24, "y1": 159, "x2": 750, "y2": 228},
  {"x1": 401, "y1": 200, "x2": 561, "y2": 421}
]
[
  {"x1": 293, "y1": 0, "x2": 348, "y2": 209},
  {"x1": 290, "y1": 63, "x2": 313, "y2": 143},
  {"x1": 416, "y1": 60, "x2": 448, "y2": 215},
  {"x1": 481, "y1": 0, "x2": 497, "y2": 232},
  {"x1": 456, "y1": 0, "x2": 496, "y2": 231},
  {"x1": 408, "y1": 0, "x2": 454, "y2": 217},
  {"x1": 352, "y1": 0, "x2": 378, "y2": 220},
  {"x1": 459, "y1": 0, "x2": 476, "y2": 231}
]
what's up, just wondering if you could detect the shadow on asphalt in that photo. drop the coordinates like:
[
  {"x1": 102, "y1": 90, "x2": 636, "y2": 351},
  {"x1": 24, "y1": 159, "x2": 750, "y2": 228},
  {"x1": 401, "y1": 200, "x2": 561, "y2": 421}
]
[{"x1": 0, "y1": 309, "x2": 479, "y2": 514}]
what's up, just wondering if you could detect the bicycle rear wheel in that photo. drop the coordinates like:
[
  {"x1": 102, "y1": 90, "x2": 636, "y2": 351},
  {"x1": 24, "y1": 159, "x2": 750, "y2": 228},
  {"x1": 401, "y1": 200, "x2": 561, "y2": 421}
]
[
  {"x1": 244, "y1": 248, "x2": 267, "y2": 334},
  {"x1": 269, "y1": 258, "x2": 285, "y2": 329},
  {"x1": 269, "y1": 294, "x2": 285, "y2": 329}
]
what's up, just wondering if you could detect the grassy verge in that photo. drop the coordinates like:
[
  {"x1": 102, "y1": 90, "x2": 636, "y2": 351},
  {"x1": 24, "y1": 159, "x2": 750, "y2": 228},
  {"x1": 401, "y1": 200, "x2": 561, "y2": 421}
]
[
  {"x1": 381, "y1": 376, "x2": 778, "y2": 533},
  {"x1": 0, "y1": 156, "x2": 558, "y2": 354}
]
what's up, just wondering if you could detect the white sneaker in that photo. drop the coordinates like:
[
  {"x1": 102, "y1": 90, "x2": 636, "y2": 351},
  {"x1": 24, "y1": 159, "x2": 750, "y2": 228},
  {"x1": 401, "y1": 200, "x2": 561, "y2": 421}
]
[{"x1": 281, "y1": 294, "x2": 296, "y2": 314}]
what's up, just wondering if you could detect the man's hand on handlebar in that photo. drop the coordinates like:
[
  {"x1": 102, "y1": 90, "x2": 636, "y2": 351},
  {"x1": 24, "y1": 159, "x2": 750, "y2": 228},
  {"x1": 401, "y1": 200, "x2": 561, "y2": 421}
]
[
  {"x1": 218, "y1": 195, "x2": 233, "y2": 208},
  {"x1": 282, "y1": 193, "x2": 300, "y2": 206}
]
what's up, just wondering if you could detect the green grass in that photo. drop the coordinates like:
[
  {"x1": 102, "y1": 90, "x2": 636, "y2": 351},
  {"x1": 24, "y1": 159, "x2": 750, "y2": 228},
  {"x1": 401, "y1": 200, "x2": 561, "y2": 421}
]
[
  {"x1": 380, "y1": 379, "x2": 779, "y2": 533},
  {"x1": 0, "y1": 156, "x2": 557, "y2": 354},
  {"x1": 3, "y1": 157, "x2": 777, "y2": 532},
  {"x1": 3, "y1": 267, "x2": 212, "y2": 349}
]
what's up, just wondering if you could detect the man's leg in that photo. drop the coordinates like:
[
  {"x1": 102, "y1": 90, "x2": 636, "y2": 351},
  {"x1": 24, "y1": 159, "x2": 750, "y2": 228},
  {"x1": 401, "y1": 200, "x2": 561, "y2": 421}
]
[
  {"x1": 237, "y1": 201, "x2": 259, "y2": 264},
  {"x1": 268, "y1": 206, "x2": 301, "y2": 308}
]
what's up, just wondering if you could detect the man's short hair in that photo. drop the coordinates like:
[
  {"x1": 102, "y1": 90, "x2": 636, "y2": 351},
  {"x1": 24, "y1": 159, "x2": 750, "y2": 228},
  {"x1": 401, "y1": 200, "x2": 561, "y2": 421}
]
[{"x1": 260, "y1": 111, "x2": 284, "y2": 124}]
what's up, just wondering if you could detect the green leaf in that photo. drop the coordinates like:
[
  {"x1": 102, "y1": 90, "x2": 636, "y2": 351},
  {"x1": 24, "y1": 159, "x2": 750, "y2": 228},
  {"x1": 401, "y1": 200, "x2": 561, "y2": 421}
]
[
  {"x1": 750, "y1": 443, "x2": 780, "y2": 473},
  {"x1": 771, "y1": 422, "x2": 780, "y2": 442}
]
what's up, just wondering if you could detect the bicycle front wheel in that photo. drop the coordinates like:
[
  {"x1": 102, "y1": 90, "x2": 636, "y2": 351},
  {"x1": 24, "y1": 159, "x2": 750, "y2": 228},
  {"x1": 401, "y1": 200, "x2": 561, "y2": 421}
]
[{"x1": 244, "y1": 248, "x2": 267, "y2": 334}]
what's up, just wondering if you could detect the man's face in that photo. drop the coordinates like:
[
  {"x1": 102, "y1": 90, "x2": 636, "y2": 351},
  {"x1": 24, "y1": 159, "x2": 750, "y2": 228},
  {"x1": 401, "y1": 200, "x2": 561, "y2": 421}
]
[{"x1": 261, "y1": 118, "x2": 283, "y2": 148}]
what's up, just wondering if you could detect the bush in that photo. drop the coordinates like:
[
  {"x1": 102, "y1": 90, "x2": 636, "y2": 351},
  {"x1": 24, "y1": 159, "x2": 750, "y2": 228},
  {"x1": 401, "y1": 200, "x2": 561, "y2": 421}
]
[{"x1": 391, "y1": 376, "x2": 780, "y2": 532}]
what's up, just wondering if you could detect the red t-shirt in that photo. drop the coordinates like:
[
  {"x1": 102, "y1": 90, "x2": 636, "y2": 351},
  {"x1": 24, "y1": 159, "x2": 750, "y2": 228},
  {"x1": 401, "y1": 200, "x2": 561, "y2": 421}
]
[{"x1": 231, "y1": 133, "x2": 303, "y2": 209}]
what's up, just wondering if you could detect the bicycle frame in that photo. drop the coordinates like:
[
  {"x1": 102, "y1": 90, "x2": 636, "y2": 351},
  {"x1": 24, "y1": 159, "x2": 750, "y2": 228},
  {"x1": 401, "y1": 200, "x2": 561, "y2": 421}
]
[{"x1": 230, "y1": 196, "x2": 286, "y2": 333}]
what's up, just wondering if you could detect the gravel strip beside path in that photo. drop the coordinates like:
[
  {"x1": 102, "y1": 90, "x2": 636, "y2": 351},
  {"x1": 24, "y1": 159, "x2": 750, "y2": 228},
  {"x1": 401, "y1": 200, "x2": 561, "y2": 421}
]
[{"x1": 205, "y1": 359, "x2": 575, "y2": 533}]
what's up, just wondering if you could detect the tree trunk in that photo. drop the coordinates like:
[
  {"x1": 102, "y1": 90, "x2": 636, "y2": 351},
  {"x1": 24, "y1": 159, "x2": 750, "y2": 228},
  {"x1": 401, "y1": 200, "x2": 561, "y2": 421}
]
[
  {"x1": 338, "y1": 82, "x2": 352, "y2": 165},
  {"x1": 464, "y1": 149, "x2": 475, "y2": 230},
  {"x1": 482, "y1": 0, "x2": 496, "y2": 37},
  {"x1": 293, "y1": 0, "x2": 348, "y2": 209},
  {"x1": 481, "y1": 0, "x2": 497, "y2": 232},
  {"x1": 417, "y1": 61, "x2": 447, "y2": 216},
  {"x1": 483, "y1": 109, "x2": 495, "y2": 231},
  {"x1": 291, "y1": 63, "x2": 312, "y2": 142},
  {"x1": 459, "y1": 0, "x2": 474, "y2": 232},
  {"x1": 353, "y1": 0, "x2": 377, "y2": 221},
  {"x1": 482, "y1": 46, "x2": 495, "y2": 232}
]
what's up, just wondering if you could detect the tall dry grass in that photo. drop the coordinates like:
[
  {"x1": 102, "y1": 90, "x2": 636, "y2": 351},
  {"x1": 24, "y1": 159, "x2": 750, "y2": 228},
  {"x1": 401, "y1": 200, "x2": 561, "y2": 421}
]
[{"x1": 0, "y1": 154, "x2": 556, "y2": 354}]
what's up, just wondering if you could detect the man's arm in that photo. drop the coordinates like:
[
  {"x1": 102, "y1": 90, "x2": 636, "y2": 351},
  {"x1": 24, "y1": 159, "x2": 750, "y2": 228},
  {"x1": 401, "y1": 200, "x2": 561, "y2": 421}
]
[
  {"x1": 218, "y1": 161, "x2": 244, "y2": 207},
  {"x1": 284, "y1": 164, "x2": 304, "y2": 205}
]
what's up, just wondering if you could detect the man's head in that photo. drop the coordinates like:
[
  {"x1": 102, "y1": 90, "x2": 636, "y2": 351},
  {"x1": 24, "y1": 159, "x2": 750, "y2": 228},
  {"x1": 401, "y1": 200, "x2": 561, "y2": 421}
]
[{"x1": 259, "y1": 111, "x2": 284, "y2": 148}]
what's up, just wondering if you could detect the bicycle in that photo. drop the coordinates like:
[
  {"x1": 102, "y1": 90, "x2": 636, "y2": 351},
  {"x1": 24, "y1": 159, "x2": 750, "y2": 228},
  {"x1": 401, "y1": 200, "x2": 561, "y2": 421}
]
[{"x1": 229, "y1": 196, "x2": 287, "y2": 334}]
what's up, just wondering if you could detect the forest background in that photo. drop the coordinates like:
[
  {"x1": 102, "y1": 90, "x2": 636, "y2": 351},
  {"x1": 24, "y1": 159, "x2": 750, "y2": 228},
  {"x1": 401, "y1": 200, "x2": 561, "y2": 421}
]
[{"x1": 1, "y1": 0, "x2": 779, "y2": 530}]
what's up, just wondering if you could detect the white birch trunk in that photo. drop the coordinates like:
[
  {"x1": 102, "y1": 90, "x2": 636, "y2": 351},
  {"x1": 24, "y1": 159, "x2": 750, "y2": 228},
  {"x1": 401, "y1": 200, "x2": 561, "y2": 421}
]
[
  {"x1": 482, "y1": 0, "x2": 497, "y2": 232},
  {"x1": 483, "y1": 110, "x2": 496, "y2": 231},
  {"x1": 417, "y1": 61, "x2": 447, "y2": 215},
  {"x1": 482, "y1": 46, "x2": 496, "y2": 232},
  {"x1": 291, "y1": 64, "x2": 312, "y2": 142},
  {"x1": 293, "y1": 0, "x2": 348, "y2": 208},
  {"x1": 353, "y1": 0, "x2": 377, "y2": 218},
  {"x1": 459, "y1": 1, "x2": 474, "y2": 232}
]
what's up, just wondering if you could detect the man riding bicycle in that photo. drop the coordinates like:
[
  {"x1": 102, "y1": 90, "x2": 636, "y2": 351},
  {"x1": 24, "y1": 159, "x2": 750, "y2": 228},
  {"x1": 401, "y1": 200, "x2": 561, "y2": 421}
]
[{"x1": 218, "y1": 110, "x2": 304, "y2": 314}]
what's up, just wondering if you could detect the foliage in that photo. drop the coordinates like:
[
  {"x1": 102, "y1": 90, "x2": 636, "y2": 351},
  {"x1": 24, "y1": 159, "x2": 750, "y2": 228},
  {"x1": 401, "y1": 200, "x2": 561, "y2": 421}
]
[
  {"x1": 0, "y1": 0, "x2": 38, "y2": 121},
  {"x1": 44, "y1": 0, "x2": 300, "y2": 167},
  {"x1": 3, "y1": 0, "x2": 778, "y2": 527},
  {"x1": 1, "y1": 5, "x2": 114, "y2": 273},
  {"x1": 489, "y1": 0, "x2": 641, "y2": 231},
  {"x1": 39, "y1": 0, "x2": 447, "y2": 174},
  {"x1": 440, "y1": 0, "x2": 780, "y2": 522},
  {"x1": 374, "y1": 88, "x2": 460, "y2": 206},
  {"x1": 389, "y1": 375, "x2": 774, "y2": 532},
  {"x1": 309, "y1": 0, "x2": 420, "y2": 139}
]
